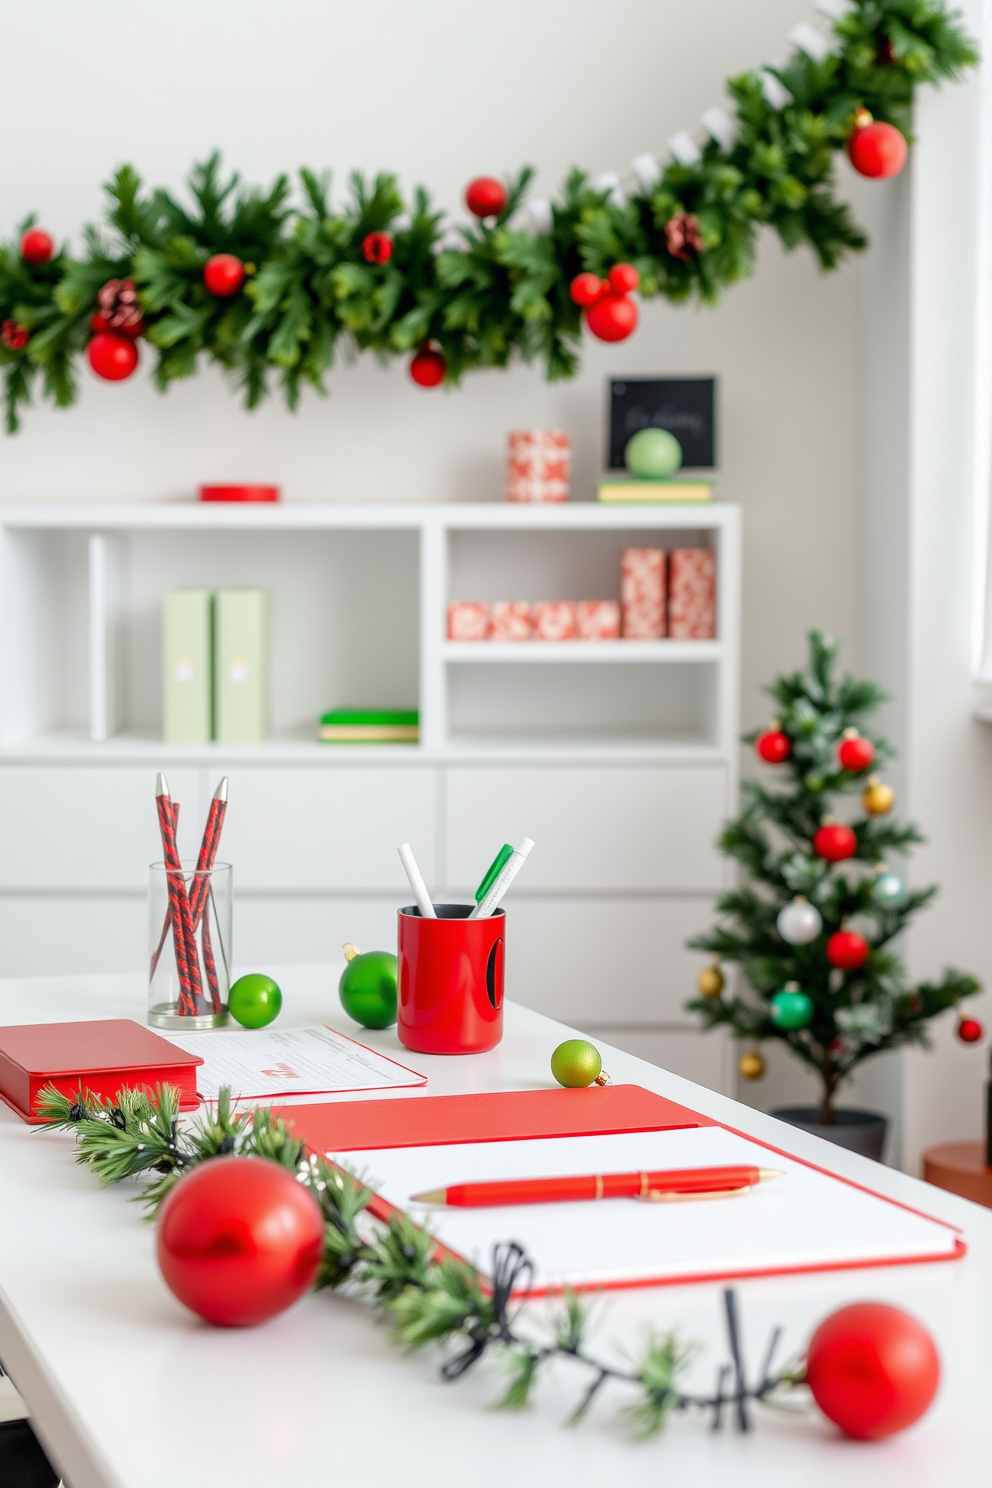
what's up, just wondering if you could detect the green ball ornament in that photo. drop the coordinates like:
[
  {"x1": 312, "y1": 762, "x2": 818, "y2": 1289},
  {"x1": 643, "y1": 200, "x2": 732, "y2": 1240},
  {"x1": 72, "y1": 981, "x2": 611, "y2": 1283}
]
[
  {"x1": 228, "y1": 973, "x2": 283, "y2": 1029},
  {"x1": 551, "y1": 1039, "x2": 606, "y2": 1088},
  {"x1": 624, "y1": 427, "x2": 682, "y2": 479},
  {"x1": 873, "y1": 871, "x2": 906, "y2": 907},
  {"x1": 339, "y1": 948, "x2": 398, "y2": 1029},
  {"x1": 770, "y1": 986, "x2": 813, "y2": 1031}
]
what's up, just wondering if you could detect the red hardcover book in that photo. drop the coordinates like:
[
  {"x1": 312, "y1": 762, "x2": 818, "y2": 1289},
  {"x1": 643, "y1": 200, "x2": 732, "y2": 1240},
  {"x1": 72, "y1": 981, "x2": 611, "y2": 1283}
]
[{"x1": 0, "y1": 1019, "x2": 203, "y2": 1123}]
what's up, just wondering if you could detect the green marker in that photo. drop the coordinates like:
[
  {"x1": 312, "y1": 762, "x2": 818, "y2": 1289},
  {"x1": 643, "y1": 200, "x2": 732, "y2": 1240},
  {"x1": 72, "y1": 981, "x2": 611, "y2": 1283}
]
[{"x1": 474, "y1": 844, "x2": 514, "y2": 905}]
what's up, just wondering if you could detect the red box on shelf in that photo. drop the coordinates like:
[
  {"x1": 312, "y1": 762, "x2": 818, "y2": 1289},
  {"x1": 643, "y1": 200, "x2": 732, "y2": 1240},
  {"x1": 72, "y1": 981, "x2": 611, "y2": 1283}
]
[
  {"x1": 489, "y1": 601, "x2": 533, "y2": 641},
  {"x1": 199, "y1": 485, "x2": 281, "y2": 503},
  {"x1": 533, "y1": 601, "x2": 577, "y2": 641},
  {"x1": 506, "y1": 430, "x2": 570, "y2": 503},
  {"x1": 621, "y1": 548, "x2": 667, "y2": 639},
  {"x1": 669, "y1": 548, "x2": 716, "y2": 639},
  {"x1": 576, "y1": 600, "x2": 621, "y2": 640},
  {"x1": 448, "y1": 602, "x2": 489, "y2": 641}
]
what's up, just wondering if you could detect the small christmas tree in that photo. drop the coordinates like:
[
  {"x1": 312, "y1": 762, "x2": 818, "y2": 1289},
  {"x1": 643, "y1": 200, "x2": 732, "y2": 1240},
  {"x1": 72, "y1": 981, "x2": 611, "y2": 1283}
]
[{"x1": 688, "y1": 631, "x2": 981, "y2": 1122}]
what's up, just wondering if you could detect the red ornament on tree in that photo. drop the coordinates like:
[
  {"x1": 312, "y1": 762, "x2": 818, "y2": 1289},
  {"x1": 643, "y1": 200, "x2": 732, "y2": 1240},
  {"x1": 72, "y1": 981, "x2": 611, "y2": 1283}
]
[
  {"x1": 156, "y1": 1156, "x2": 324, "y2": 1327},
  {"x1": 570, "y1": 272, "x2": 606, "y2": 308},
  {"x1": 838, "y1": 728, "x2": 875, "y2": 772},
  {"x1": 756, "y1": 728, "x2": 791, "y2": 764},
  {"x1": 1, "y1": 320, "x2": 29, "y2": 352},
  {"x1": 90, "y1": 278, "x2": 144, "y2": 338},
  {"x1": 362, "y1": 231, "x2": 393, "y2": 265},
  {"x1": 848, "y1": 111, "x2": 908, "y2": 180},
  {"x1": 203, "y1": 253, "x2": 247, "y2": 297},
  {"x1": 826, "y1": 929, "x2": 870, "y2": 971},
  {"x1": 608, "y1": 263, "x2": 639, "y2": 295},
  {"x1": 957, "y1": 1015, "x2": 984, "y2": 1043},
  {"x1": 409, "y1": 343, "x2": 446, "y2": 387},
  {"x1": 586, "y1": 292, "x2": 638, "y2": 343},
  {"x1": 20, "y1": 228, "x2": 54, "y2": 265},
  {"x1": 813, "y1": 822, "x2": 857, "y2": 862},
  {"x1": 464, "y1": 177, "x2": 507, "y2": 219},
  {"x1": 665, "y1": 212, "x2": 704, "y2": 261},
  {"x1": 87, "y1": 332, "x2": 139, "y2": 382},
  {"x1": 806, "y1": 1302, "x2": 940, "y2": 1440}
]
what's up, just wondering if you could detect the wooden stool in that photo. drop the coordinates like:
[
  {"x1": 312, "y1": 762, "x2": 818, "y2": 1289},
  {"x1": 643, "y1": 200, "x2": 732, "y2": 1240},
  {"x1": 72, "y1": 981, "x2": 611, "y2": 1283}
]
[{"x1": 922, "y1": 1141, "x2": 992, "y2": 1209}]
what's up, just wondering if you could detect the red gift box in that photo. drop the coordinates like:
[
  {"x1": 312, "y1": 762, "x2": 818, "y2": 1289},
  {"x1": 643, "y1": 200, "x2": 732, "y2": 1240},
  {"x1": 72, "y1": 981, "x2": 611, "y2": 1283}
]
[
  {"x1": 668, "y1": 549, "x2": 716, "y2": 639},
  {"x1": 621, "y1": 549, "x2": 667, "y2": 640},
  {"x1": 448, "y1": 602, "x2": 489, "y2": 641},
  {"x1": 533, "y1": 601, "x2": 577, "y2": 641},
  {"x1": 576, "y1": 600, "x2": 621, "y2": 640},
  {"x1": 507, "y1": 430, "x2": 571, "y2": 504},
  {"x1": 489, "y1": 601, "x2": 533, "y2": 641}
]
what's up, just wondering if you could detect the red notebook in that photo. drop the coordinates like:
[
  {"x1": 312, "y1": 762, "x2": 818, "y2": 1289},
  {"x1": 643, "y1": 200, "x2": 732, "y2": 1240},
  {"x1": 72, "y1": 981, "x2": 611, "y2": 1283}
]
[{"x1": 0, "y1": 1019, "x2": 203, "y2": 1123}]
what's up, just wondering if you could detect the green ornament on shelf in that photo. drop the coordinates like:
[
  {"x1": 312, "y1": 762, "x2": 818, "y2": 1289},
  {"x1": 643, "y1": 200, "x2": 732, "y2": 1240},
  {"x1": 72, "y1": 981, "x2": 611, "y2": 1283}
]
[
  {"x1": 229, "y1": 973, "x2": 283, "y2": 1029},
  {"x1": 551, "y1": 1038, "x2": 609, "y2": 1088},
  {"x1": 624, "y1": 427, "x2": 682, "y2": 479},
  {"x1": 769, "y1": 984, "x2": 813, "y2": 1031},
  {"x1": 339, "y1": 943, "x2": 398, "y2": 1029}
]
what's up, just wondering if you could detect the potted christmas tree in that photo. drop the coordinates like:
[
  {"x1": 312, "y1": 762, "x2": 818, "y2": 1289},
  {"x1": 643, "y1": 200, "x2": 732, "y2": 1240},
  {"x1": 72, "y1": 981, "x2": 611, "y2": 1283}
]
[{"x1": 688, "y1": 631, "x2": 982, "y2": 1160}]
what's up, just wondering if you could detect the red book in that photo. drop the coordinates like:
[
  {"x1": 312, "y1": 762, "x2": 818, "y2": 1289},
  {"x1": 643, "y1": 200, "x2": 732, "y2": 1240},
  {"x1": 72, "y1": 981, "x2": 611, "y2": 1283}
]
[{"x1": 0, "y1": 1019, "x2": 203, "y2": 1123}]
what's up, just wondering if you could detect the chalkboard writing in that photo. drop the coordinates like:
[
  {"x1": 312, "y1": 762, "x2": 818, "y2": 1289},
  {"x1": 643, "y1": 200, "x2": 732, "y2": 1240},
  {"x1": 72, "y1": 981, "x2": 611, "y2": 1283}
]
[{"x1": 608, "y1": 377, "x2": 716, "y2": 469}]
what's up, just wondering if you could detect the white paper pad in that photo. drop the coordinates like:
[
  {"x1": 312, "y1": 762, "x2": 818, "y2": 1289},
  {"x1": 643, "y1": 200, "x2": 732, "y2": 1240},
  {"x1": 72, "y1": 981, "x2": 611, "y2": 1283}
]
[
  {"x1": 166, "y1": 1024, "x2": 426, "y2": 1101},
  {"x1": 333, "y1": 1126, "x2": 960, "y2": 1291}
]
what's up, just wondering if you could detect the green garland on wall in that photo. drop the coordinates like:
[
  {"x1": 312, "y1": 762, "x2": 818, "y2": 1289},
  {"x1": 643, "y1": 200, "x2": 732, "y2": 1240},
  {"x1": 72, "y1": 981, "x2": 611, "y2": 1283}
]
[{"x1": 0, "y1": 1, "x2": 976, "y2": 433}]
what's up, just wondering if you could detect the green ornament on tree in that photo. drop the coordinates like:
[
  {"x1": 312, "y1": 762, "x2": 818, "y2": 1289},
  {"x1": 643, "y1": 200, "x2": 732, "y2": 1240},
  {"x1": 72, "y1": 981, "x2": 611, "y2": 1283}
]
[
  {"x1": 770, "y1": 984, "x2": 813, "y2": 1031},
  {"x1": 624, "y1": 428, "x2": 682, "y2": 479},
  {"x1": 229, "y1": 973, "x2": 283, "y2": 1029},
  {"x1": 339, "y1": 943, "x2": 397, "y2": 1029},
  {"x1": 551, "y1": 1039, "x2": 609, "y2": 1088}
]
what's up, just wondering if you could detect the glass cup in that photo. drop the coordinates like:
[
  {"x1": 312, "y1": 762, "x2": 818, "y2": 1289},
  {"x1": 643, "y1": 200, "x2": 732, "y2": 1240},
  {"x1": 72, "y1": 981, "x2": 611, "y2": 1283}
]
[{"x1": 147, "y1": 862, "x2": 232, "y2": 1028}]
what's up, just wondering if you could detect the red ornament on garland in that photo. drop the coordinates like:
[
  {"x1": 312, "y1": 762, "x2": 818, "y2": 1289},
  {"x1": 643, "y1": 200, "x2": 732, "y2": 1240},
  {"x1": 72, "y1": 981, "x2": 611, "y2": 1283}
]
[
  {"x1": 608, "y1": 263, "x2": 639, "y2": 295},
  {"x1": 464, "y1": 177, "x2": 507, "y2": 219},
  {"x1": 806, "y1": 1302, "x2": 940, "y2": 1440},
  {"x1": 1, "y1": 320, "x2": 29, "y2": 352},
  {"x1": 156, "y1": 1155, "x2": 324, "y2": 1327},
  {"x1": 957, "y1": 1015, "x2": 984, "y2": 1043},
  {"x1": 586, "y1": 292, "x2": 638, "y2": 343},
  {"x1": 203, "y1": 253, "x2": 247, "y2": 297},
  {"x1": 20, "y1": 228, "x2": 54, "y2": 265},
  {"x1": 826, "y1": 928, "x2": 870, "y2": 971},
  {"x1": 848, "y1": 110, "x2": 908, "y2": 180},
  {"x1": 756, "y1": 728, "x2": 791, "y2": 764},
  {"x1": 838, "y1": 727, "x2": 875, "y2": 772},
  {"x1": 362, "y1": 231, "x2": 393, "y2": 265},
  {"x1": 665, "y1": 212, "x2": 704, "y2": 261},
  {"x1": 87, "y1": 332, "x2": 139, "y2": 382},
  {"x1": 813, "y1": 822, "x2": 857, "y2": 862},
  {"x1": 409, "y1": 343, "x2": 446, "y2": 387},
  {"x1": 570, "y1": 272, "x2": 606, "y2": 308}
]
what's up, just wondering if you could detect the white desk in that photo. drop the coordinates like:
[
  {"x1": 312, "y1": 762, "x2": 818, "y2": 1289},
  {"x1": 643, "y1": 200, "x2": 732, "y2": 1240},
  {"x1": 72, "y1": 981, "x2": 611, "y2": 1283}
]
[{"x1": 0, "y1": 966, "x2": 990, "y2": 1488}]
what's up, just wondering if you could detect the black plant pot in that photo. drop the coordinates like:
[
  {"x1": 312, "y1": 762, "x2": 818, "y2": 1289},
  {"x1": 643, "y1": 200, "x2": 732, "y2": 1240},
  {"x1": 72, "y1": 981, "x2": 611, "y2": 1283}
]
[{"x1": 770, "y1": 1106, "x2": 889, "y2": 1162}]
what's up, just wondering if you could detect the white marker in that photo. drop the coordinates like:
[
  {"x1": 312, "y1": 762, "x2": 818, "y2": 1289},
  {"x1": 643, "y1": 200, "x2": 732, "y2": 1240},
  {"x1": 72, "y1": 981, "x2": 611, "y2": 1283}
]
[
  {"x1": 470, "y1": 837, "x2": 534, "y2": 919},
  {"x1": 397, "y1": 843, "x2": 436, "y2": 919}
]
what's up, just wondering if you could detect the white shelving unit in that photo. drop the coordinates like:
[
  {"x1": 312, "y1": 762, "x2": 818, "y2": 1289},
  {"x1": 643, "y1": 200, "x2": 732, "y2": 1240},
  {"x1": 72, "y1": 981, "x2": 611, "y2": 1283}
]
[{"x1": 0, "y1": 501, "x2": 740, "y2": 1093}]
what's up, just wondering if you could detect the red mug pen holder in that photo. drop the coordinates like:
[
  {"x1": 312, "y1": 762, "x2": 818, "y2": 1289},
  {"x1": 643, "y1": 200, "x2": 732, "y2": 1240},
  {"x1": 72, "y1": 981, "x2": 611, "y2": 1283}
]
[{"x1": 397, "y1": 904, "x2": 505, "y2": 1054}]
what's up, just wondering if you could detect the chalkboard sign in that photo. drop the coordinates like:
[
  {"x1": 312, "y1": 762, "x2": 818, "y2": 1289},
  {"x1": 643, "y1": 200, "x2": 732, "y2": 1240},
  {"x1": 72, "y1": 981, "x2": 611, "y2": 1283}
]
[{"x1": 608, "y1": 377, "x2": 716, "y2": 470}]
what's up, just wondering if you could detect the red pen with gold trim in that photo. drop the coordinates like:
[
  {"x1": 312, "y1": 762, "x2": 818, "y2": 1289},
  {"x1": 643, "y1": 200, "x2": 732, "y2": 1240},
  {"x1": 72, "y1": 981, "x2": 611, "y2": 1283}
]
[{"x1": 411, "y1": 1165, "x2": 782, "y2": 1207}]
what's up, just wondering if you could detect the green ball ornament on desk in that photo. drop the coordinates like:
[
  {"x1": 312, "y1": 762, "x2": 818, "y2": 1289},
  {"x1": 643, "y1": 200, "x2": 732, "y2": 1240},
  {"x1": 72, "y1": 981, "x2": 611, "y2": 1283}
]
[
  {"x1": 624, "y1": 427, "x2": 682, "y2": 479},
  {"x1": 339, "y1": 943, "x2": 397, "y2": 1029},
  {"x1": 551, "y1": 1039, "x2": 610, "y2": 1088},
  {"x1": 229, "y1": 973, "x2": 283, "y2": 1029},
  {"x1": 769, "y1": 984, "x2": 813, "y2": 1031}
]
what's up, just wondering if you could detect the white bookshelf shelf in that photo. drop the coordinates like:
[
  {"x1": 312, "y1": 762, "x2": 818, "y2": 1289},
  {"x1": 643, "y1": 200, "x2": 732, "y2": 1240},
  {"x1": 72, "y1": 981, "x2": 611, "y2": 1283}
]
[{"x1": 442, "y1": 640, "x2": 723, "y2": 664}]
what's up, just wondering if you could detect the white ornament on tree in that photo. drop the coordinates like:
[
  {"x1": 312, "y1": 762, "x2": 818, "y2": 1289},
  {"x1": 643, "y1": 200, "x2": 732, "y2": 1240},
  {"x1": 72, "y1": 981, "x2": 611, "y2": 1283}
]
[{"x1": 776, "y1": 896, "x2": 823, "y2": 945}]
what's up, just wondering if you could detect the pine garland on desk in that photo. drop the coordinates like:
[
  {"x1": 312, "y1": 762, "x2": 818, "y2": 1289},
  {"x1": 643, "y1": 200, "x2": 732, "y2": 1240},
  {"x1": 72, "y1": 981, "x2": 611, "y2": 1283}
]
[
  {"x1": 36, "y1": 1082, "x2": 805, "y2": 1438},
  {"x1": 0, "y1": 1, "x2": 978, "y2": 432}
]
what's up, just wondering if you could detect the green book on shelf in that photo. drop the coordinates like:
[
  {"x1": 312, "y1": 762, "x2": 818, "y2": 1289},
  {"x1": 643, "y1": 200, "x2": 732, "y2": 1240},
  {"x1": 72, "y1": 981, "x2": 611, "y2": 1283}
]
[
  {"x1": 319, "y1": 709, "x2": 419, "y2": 744},
  {"x1": 162, "y1": 589, "x2": 213, "y2": 743},
  {"x1": 215, "y1": 589, "x2": 270, "y2": 744},
  {"x1": 597, "y1": 478, "x2": 713, "y2": 503}
]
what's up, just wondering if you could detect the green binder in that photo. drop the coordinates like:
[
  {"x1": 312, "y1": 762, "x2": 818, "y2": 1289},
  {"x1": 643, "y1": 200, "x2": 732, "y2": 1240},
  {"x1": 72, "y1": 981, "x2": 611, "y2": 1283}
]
[
  {"x1": 162, "y1": 589, "x2": 213, "y2": 743},
  {"x1": 215, "y1": 589, "x2": 270, "y2": 744}
]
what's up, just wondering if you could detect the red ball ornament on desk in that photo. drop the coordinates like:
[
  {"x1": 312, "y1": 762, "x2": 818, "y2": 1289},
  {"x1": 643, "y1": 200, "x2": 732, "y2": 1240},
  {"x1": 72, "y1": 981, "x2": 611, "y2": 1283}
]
[
  {"x1": 585, "y1": 292, "x2": 638, "y2": 343},
  {"x1": 362, "y1": 231, "x2": 393, "y2": 265},
  {"x1": 465, "y1": 176, "x2": 507, "y2": 219},
  {"x1": 570, "y1": 272, "x2": 606, "y2": 308},
  {"x1": 203, "y1": 253, "x2": 247, "y2": 297},
  {"x1": 806, "y1": 1302, "x2": 940, "y2": 1440},
  {"x1": 826, "y1": 929, "x2": 870, "y2": 971},
  {"x1": 20, "y1": 228, "x2": 54, "y2": 265},
  {"x1": 957, "y1": 1015, "x2": 984, "y2": 1044},
  {"x1": 813, "y1": 822, "x2": 857, "y2": 862},
  {"x1": 608, "y1": 263, "x2": 639, "y2": 295},
  {"x1": 409, "y1": 343, "x2": 446, "y2": 387},
  {"x1": 156, "y1": 1156, "x2": 324, "y2": 1327},
  {"x1": 755, "y1": 728, "x2": 790, "y2": 764},
  {"x1": 838, "y1": 729, "x2": 874, "y2": 772},
  {"x1": 848, "y1": 114, "x2": 908, "y2": 180},
  {"x1": 87, "y1": 332, "x2": 139, "y2": 382}
]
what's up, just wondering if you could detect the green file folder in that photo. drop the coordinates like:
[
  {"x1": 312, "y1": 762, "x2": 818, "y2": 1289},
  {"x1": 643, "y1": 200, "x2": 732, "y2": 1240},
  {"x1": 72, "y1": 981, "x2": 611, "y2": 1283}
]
[
  {"x1": 162, "y1": 589, "x2": 213, "y2": 743},
  {"x1": 215, "y1": 589, "x2": 270, "y2": 743}
]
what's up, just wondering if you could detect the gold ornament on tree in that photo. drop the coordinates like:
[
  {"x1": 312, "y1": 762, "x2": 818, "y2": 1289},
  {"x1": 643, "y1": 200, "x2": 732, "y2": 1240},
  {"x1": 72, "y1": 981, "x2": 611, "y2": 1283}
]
[
  {"x1": 696, "y1": 963, "x2": 724, "y2": 999},
  {"x1": 739, "y1": 1049, "x2": 766, "y2": 1081},
  {"x1": 862, "y1": 776, "x2": 895, "y2": 815}
]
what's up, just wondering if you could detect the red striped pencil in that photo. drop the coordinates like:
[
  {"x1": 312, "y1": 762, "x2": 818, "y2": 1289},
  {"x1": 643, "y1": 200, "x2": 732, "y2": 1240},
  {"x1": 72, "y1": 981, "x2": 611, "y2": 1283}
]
[
  {"x1": 189, "y1": 777, "x2": 228, "y2": 930},
  {"x1": 149, "y1": 799, "x2": 180, "y2": 984},
  {"x1": 155, "y1": 773, "x2": 204, "y2": 1015}
]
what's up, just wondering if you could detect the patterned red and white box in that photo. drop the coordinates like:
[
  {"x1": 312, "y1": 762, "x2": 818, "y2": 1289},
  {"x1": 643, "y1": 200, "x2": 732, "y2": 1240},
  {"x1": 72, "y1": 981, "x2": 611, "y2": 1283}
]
[
  {"x1": 620, "y1": 548, "x2": 666, "y2": 639},
  {"x1": 576, "y1": 600, "x2": 621, "y2": 640},
  {"x1": 488, "y1": 601, "x2": 533, "y2": 641},
  {"x1": 668, "y1": 548, "x2": 716, "y2": 640},
  {"x1": 506, "y1": 429, "x2": 571, "y2": 503},
  {"x1": 447, "y1": 601, "x2": 489, "y2": 641},
  {"x1": 533, "y1": 601, "x2": 577, "y2": 641}
]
